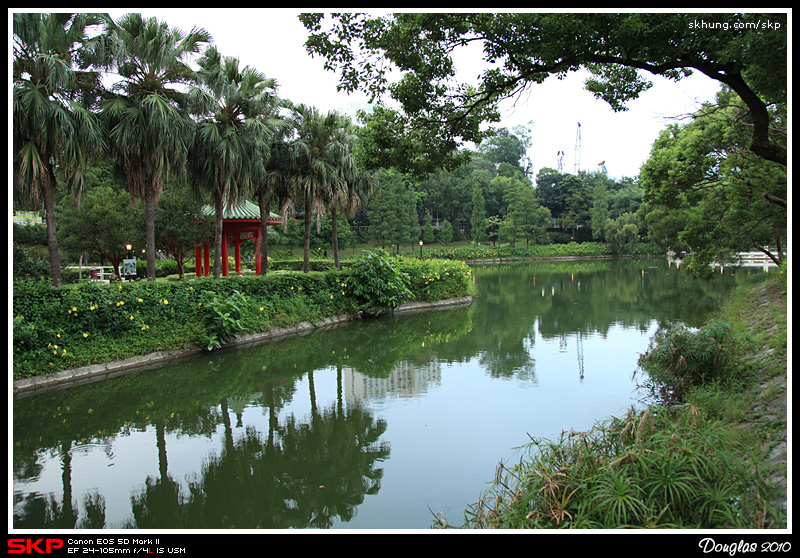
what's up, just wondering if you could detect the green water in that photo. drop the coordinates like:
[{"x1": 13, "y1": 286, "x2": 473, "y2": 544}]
[{"x1": 12, "y1": 258, "x2": 749, "y2": 530}]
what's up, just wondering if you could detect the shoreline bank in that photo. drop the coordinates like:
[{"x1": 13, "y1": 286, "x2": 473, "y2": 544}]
[{"x1": 13, "y1": 296, "x2": 473, "y2": 398}]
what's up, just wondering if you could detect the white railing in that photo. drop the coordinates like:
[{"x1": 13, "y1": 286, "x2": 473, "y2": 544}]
[{"x1": 64, "y1": 265, "x2": 117, "y2": 282}]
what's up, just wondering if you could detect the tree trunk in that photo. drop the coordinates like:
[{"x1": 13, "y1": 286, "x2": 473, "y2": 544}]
[
  {"x1": 303, "y1": 197, "x2": 312, "y2": 273},
  {"x1": 214, "y1": 195, "x2": 224, "y2": 279},
  {"x1": 331, "y1": 206, "x2": 341, "y2": 270},
  {"x1": 701, "y1": 67, "x2": 787, "y2": 167},
  {"x1": 43, "y1": 166, "x2": 61, "y2": 286},
  {"x1": 258, "y1": 193, "x2": 272, "y2": 275},
  {"x1": 145, "y1": 188, "x2": 157, "y2": 280}
]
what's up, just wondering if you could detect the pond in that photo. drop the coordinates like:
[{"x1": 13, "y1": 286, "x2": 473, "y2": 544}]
[{"x1": 12, "y1": 258, "x2": 753, "y2": 530}]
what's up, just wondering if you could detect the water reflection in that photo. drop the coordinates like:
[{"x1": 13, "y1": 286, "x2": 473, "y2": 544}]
[{"x1": 13, "y1": 258, "x2": 747, "y2": 529}]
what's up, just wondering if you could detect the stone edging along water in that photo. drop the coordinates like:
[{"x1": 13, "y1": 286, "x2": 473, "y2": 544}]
[{"x1": 12, "y1": 296, "x2": 473, "y2": 398}]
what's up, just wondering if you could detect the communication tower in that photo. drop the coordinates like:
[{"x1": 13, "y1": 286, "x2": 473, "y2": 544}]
[
  {"x1": 574, "y1": 122, "x2": 581, "y2": 174},
  {"x1": 557, "y1": 150, "x2": 564, "y2": 172}
]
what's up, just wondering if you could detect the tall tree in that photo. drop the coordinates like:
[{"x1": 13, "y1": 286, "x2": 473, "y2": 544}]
[
  {"x1": 97, "y1": 13, "x2": 211, "y2": 280},
  {"x1": 257, "y1": 137, "x2": 293, "y2": 274},
  {"x1": 187, "y1": 45, "x2": 283, "y2": 278},
  {"x1": 285, "y1": 105, "x2": 352, "y2": 272},
  {"x1": 368, "y1": 169, "x2": 413, "y2": 251},
  {"x1": 590, "y1": 180, "x2": 611, "y2": 242},
  {"x1": 470, "y1": 183, "x2": 487, "y2": 244},
  {"x1": 322, "y1": 119, "x2": 374, "y2": 269},
  {"x1": 640, "y1": 87, "x2": 786, "y2": 268},
  {"x1": 302, "y1": 12, "x2": 787, "y2": 169},
  {"x1": 12, "y1": 12, "x2": 108, "y2": 285}
]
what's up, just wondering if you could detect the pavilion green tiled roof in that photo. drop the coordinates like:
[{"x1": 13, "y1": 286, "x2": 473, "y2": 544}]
[{"x1": 200, "y1": 200, "x2": 279, "y2": 221}]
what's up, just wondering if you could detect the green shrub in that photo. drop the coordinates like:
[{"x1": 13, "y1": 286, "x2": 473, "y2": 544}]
[
  {"x1": 200, "y1": 290, "x2": 247, "y2": 351},
  {"x1": 12, "y1": 244, "x2": 49, "y2": 282},
  {"x1": 638, "y1": 321, "x2": 751, "y2": 402},
  {"x1": 347, "y1": 249, "x2": 413, "y2": 314},
  {"x1": 399, "y1": 258, "x2": 475, "y2": 302}
]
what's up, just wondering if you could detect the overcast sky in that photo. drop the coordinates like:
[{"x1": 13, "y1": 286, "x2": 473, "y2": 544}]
[{"x1": 103, "y1": 9, "x2": 724, "y2": 181}]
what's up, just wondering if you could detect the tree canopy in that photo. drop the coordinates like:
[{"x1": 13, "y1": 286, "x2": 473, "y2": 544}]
[
  {"x1": 640, "y1": 87, "x2": 786, "y2": 268},
  {"x1": 301, "y1": 12, "x2": 787, "y2": 172}
]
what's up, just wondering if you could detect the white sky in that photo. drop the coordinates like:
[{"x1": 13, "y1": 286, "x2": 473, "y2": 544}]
[{"x1": 97, "y1": 10, "x2": 724, "y2": 180}]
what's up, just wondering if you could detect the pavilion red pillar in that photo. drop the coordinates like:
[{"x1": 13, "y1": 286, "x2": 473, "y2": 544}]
[
  {"x1": 195, "y1": 246, "x2": 202, "y2": 277},
  {"x1": 234, "y1": 238, "x2": 241, "y2": 275},
  {"x1": 255, "y1": 229, "x2": 262, "y2": 275},
  {"x1": 203, "y1": 244, "x2": 210, "y2": 276}
]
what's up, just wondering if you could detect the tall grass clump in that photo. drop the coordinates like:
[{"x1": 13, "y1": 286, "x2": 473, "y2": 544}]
[
  {"x1": 637, "y1": 320, "x2": 753, "y2": 404},
  {"x1": 444, "y1": 406, "x2": 782, "y2": 529}
]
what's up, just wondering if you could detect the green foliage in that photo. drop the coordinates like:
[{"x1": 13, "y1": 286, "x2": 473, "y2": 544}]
[
  {"x1": 605, "y1": 212, "x2": 642, "y2": 254},
  {"x1": 13, "y1": 243, "x2": 50, "y2": 282},
  {"x1": 346, "y1": 249, "x2": 413, "y2": 314},
  {"x1": 400, "y1": 258, "x2": 475, "y2": 302},
  {"x1": 304, "y1": 12, "x2": 786, "y2": 172},
  {"x1": 12, "y1": 259, "x2": 474, "y2": 377},
  {"x1": 640, "y1": 88, "x2": 786, "y2": 269},
  {"x1": 58, "y1": 186, "x2": 141, "y2": 277},
  {"x1": 368, "y1": 169, "x2": 418, "y2": 250},
  {"x1": 417, "y1": 241, "x2": 616, "y2": 261},
  {"x1": 200, "y1": 290, "x2": 247, "y2": 350},
  {"x1": 638, "y1": 321, "x2": 751, "y2": 402},
  {"x1": 450, "y1": 406, "x2": 780, "y2": 529},
  {"x1": 437, "y1": 219, "x2": 453, "y2": 245}
]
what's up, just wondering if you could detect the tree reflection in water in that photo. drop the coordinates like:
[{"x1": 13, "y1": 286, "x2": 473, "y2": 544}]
[{"x1": 13, "y1": 258, "x2": 746, "y2": 529}]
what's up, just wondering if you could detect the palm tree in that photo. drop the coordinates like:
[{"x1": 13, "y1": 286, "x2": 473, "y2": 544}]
[
  {"x1": 187, "y1": 46, "x2": 283, "y2": 279},
  {"x1": 97, "y1": 13, "x2": 211, "y2": 280},
  {"x1": 325, "y1": 123, "x2": 375, "y2": 269},
  {"x1": 256, "y1": 137, "x2": 293, "y2": 275},
  {"x1": 12, "y1": 12, "x2": 108, "y2": 286},
  {"x1": 285, "y1": 105, "x2": 354, "y2": 273}
]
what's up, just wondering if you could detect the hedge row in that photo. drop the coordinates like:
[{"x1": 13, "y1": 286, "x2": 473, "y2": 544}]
[
  {"x1": 416, "y1": 241, "x2": 662, "y2": 261},
  {"x1": 12, "y1": 256, "x2": 475, "y2": 378}
]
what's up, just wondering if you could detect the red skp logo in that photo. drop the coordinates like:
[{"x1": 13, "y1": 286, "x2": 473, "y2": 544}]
[{"x1": 8, "y1": 539, "x2": 64, "y2": 554}]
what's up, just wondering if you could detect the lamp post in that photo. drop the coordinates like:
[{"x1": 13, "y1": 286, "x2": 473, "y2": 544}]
[{"x1": 419, "y1": 240, "x2": 423, "y2": 259}]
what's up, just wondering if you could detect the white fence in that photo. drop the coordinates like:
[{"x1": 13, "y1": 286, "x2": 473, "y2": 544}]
[{"x1": 64, "y1": 265, "x2": 117, "y2": 282}]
